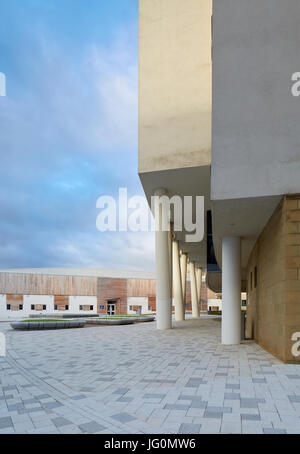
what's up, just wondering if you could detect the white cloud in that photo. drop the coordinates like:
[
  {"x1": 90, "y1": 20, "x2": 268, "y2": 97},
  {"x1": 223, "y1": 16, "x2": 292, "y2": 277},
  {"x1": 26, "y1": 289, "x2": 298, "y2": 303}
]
[{"x1": 0, "y1": 22, "x2": 155, "y2": 272}]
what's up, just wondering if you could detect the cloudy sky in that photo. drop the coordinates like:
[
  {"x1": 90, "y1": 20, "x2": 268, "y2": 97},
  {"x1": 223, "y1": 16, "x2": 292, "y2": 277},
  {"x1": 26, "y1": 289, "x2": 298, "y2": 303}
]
[{"x1": 0, "y1": 0, "x2": 155, "y2": 271}]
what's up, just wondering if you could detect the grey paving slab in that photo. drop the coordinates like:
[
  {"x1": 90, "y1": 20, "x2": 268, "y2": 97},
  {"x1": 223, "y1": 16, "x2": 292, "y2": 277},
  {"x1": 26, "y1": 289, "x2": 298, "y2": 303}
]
[
  {"x1": 224, "y1": 393, "x2": 240, "y2": 400},
  {"x1": 241, "y1": 414, "x2": 261, "y2": 421},
  {"x1": 226, "y1": 384, "x2": 240, "y2": 390},
  {"x1": 203, "y1": 410, "x2": 223, "y2": 419},
  {"x1": 178, "y1": 423, "x2": 201, "y2": 434},
  {"x1": 190, "y1": 401, "x2": 207, "y2": 409},
  {"x1": 113, "y1": 388, "x2": 130, "y2": 395},
  {"x1": 0, "y1": 416, "x2": 13, "y2": 429},
  {"x1": 0, "y1": 316, "x2": 299, "y2": 434},
  {"x1": 111, "y1": 413, "x2": 137, "y2": 423},
  {"x1": 52, "y1": 417, "x2": 72, "y2": 428},
  {"x1": 143, "y1": 394, "x2": 166, "y2": 399},
  {"x1": 79, "y1": 421, "x2": 106, "y2": 434},
  {"x1": 288, "y1": 395, "x2": 300, "y2": 403}
]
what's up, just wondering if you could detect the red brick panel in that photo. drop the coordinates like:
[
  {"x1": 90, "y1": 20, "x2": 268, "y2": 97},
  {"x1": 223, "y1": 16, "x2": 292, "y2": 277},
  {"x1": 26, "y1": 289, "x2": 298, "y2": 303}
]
[
  {"x1": 97, "y1": 278, "x2": 128, "y2": 315},
  {"x1": 200, "y1": 281, "x2": 208, "y2": 311},
  {"x1": 54, "y1": 295, "x2": 69, "y2": 311},
  {"x1": 6, "y1": 294, "x2": 23, "y2": 311},
  {"x1": 148, "y1": 296, "x2": 156, "y2": 312},
  {"x1": 185, "y1": 281, "x2": 192, "y2": 311}
]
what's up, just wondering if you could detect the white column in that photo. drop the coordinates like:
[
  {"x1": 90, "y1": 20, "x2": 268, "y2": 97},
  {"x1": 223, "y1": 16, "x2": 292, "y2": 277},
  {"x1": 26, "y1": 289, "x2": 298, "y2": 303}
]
[
  {"x1": 168, "y1": 225, "x2": 173, "y2": 299},
  {"x1": 190, "y1": 261, "x2": 199, "y2": 318},
  {"x1": 221, "y1": 237, "x2": 241, "y2": 345},
  {"x1": 196, "y1": 267, "x2": 202, "y2": 312},
  {"x1": 173, "y1": 240, "x2": 184, "y2": 321},
  {"x1": 180, "y1": 252, "x2": 187, "y2": 306},
  {"x1": 154, "y1": 188, "x2": 172, "y2": 330}
]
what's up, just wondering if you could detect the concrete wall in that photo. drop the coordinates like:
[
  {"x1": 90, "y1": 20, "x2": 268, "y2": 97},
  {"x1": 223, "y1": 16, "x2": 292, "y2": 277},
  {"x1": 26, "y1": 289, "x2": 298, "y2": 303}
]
[
  {"x1": 68, "y1": 296, "x2": 97, "y2": 314},
  {"x1": 246, "y1": 196, "x2": 300, "y2": 363},
  {"x1": 139, "y1": 0, "x2": 212, "y2": 173},
  {"x1": 212, "y1": 0, "x2": 300, "y2": 201},
  {"x1": 0, "y1": 294, "x2": 98, "y2": 319},
  {"x1": 127, "y1": 296, "x2": 152, "y2": 314}
]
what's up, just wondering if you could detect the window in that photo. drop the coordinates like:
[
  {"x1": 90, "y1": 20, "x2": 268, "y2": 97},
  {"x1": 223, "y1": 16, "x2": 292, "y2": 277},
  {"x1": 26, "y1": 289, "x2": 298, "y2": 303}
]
[
  {"x1": 65, "y1": 305, "x2": 69, "y2": 311},
  {"x1": 148, "y1": 306, "x2": 151, "y2": 311},
  {"x1": 43, "y1": 305, "x2": 46, "y2": 310},
  {"x1": 6, "y1": 304, "x2": 11, "y2": 310},
  {"x1": 129, "y1": 305, "x2": 133, "y2": 311},
  {"x1": 54, "y1": 305, "x2": 58, "y2": 310},
  {"x1": 241, "y1": 300, "x2": 247, "y2": 307},
  {"x1": 90, "y1": 305, "x2": 93, "y2": 311},
  {"x1": 79, "y1": 305, "x2": 83, "y2": 311},
  {"x1": 31, "y1": 304, "x2": 35, "y2": 310},
  {"x1": 254, "y1": 266, "x2": 258, "y2": 288},
  {"x1": 19, "y1": 304, "x2": 23, "y2": 310}
]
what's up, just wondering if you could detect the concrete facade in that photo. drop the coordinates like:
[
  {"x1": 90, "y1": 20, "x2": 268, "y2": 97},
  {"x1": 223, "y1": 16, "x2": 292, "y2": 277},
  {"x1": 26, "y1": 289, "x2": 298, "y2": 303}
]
[
  {"x1": 139, "y1": 0, "x2": 212, "y2": 174},
  {"x1": 139, "y1": 0, "x2": 300, "y2": 362}
]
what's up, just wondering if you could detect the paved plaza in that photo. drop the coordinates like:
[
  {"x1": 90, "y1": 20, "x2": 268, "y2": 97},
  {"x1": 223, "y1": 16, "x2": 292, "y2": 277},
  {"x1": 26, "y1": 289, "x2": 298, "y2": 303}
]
[{"x1": 0, "y1": 316, "x2": 300, "y2": 434}]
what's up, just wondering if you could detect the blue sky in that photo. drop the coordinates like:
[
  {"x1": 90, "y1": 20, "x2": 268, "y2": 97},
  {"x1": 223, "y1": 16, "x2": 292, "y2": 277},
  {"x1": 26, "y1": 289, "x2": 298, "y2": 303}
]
[{"x1": 0, "y1": 0, "x2": 155, "y2": 271}]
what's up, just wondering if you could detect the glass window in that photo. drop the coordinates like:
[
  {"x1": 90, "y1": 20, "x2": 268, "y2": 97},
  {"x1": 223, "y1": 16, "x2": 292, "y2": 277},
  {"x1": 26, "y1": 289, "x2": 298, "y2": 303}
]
[{"x1": 6, "y1": 304, "x2": 11, "y2": 310}]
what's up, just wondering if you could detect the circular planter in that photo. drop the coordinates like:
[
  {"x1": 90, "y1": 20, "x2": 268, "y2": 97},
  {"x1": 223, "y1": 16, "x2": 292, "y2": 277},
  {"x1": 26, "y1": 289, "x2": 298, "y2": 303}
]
[
  {"x1": 11, "y1": 320, "x2": 85, "y2": 331},
  {"x1": 133, "y1": 316, "x2": 155, "y2": 323}
]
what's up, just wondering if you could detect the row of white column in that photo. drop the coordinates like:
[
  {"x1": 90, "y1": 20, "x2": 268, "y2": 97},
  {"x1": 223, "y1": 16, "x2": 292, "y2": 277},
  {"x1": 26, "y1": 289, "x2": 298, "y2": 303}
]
[
  {"x1": 154, "y1": 189, "x2": 202, "y2": 330},
  {"x1": 154, "y1": 189, "x2": 242, "y2": 345}
]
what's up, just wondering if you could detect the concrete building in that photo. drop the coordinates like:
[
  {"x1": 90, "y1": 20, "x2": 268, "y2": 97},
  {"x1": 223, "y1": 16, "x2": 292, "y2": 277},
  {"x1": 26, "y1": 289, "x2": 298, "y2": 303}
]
[
  {"x1": 139, "y1": 0, "x2": 300, "y2": 363},
  {"x1": 0, "y1": 268, "x2": 214, "y2": 320}
]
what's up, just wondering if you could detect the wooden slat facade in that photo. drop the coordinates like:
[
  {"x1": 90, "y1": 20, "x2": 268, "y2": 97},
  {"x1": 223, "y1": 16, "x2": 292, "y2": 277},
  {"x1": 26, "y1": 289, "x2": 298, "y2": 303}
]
[
  {"x1": 0, "y1": 273, "x2": 97, "y2": 296},
  {"x1": 127, "y1": 278, "x2": 156, "y2": 297}
]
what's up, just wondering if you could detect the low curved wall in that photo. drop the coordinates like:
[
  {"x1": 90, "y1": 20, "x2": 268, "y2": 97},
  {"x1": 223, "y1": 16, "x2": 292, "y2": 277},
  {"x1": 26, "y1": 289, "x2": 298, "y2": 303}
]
[
  {"x1": 11, "y1": 320, "x2": 85, "y2": 330},
  {"x1": 84, "y1": 318, "x2": 135, "y2": 326}
]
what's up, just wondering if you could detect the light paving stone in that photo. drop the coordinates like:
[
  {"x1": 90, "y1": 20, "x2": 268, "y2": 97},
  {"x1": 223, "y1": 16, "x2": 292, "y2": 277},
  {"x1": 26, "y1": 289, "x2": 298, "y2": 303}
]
[
  {"x1": 221, "y1": 421, "x2": 242, "y2": 434},
  {"x1": 0, "y1": 317, "x2": 299, "y2": 434},
  {"x1": 263, "y1": 428, "x2": 287, "y2": 434}
]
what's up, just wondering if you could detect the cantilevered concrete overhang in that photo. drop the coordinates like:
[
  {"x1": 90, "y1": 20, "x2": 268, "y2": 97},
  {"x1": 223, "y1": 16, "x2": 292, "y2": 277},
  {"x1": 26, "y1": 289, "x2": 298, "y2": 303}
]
[
  {"x1": 139, "y1": 165, "x2": 211, "y2": 268},
  {"x1": 210, "y1": 0, "x2": 300, "y2": 293},
  {"x1": 209, "y1": 195, "x2": 282, "y2": 293}
]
